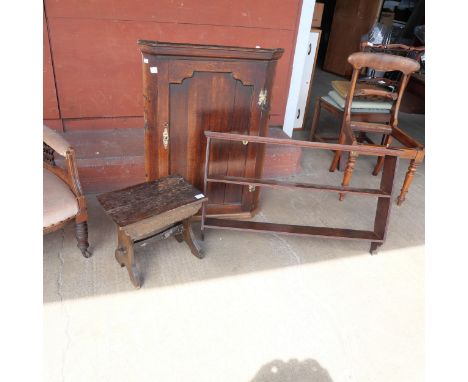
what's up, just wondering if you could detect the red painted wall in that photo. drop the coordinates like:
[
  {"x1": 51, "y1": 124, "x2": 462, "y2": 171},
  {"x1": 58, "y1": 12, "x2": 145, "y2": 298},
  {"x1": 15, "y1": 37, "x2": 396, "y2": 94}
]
[
  {"x1": 44, "y1": 0, "x2": 301, "y2": 129},
  {"x1": 43, "y1": 1, "x2": 303, "y2": 192},
  {"x1": 43, "y1": 14, "x2": 62, "y2": 130}
]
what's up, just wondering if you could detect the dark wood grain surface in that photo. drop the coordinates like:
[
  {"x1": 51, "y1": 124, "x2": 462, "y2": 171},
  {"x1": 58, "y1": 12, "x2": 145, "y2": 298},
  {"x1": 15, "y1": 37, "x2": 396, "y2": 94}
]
[
  {"x1": 97, "y1": 175, "x2": 207, "y2": 227},
  {"x1": 168, "y1": 71, "x2": 253, "y2": 205}
]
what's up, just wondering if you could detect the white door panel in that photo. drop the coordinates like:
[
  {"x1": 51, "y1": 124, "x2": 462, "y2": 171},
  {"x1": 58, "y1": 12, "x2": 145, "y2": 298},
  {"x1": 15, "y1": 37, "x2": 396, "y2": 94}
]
[
  {"x1": 283, "y1": 0, "x2": 315, "y2": 137},
  {"x1": 294, "y1": 31, "x2": 320, "y2": 129}
]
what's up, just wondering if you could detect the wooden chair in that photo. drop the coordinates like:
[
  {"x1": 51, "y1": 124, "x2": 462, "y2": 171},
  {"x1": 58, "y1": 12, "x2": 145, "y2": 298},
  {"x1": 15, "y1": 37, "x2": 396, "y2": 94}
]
[
  {"x1": 43, "y1": 125, "x2": 91, "y2": 257},
  {"x1": 309, "y1": 43, "x2": 424, "y2": 144},
  {"x1": 311, "y1": 52, "x2": 424, "y2": 205}
]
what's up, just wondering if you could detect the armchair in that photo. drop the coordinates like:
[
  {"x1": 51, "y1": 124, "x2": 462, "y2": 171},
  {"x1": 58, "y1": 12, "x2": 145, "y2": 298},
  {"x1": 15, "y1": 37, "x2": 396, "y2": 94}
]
[{"x1": 43, "y1": 125, "x2": 91, "y2": 257}]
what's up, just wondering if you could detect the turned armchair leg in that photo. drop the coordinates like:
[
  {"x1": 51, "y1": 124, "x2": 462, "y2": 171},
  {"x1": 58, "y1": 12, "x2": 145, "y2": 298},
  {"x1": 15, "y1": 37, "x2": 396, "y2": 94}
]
[
  {"x1": 397, "y1": 159, "x2": 420, "y2": 206},
  {"x1": 309, "y1": 99, "x2": 322, "y2": 141},
  {"x1": 75, "y1": 221, "x2": 92, "y2": 258},
  {"x1": 339, "y1": 152, "x2": 358, "y2": 201}
]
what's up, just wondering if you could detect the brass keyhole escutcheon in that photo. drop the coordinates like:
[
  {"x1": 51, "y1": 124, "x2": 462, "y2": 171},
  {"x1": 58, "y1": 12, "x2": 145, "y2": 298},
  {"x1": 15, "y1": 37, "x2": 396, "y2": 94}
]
[
  {"x1": 162, "y1": 124, "x2": 169, "y2": 150},
  {"x1": 258, "y1": 89, "x2": 268, "y2": 111}
]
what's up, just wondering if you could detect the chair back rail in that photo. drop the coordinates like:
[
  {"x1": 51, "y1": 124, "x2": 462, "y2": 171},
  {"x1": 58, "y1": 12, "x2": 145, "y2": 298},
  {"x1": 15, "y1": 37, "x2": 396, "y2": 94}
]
[
  {"x1": 360, "y1": 41, "x2": 425, "y2": 61},
  {"x1": 344, "y1": 52, "x2": 420, "y2": 131},
  {"x1": 348, "y1": 52, "x2": 420, "y2": 75}
]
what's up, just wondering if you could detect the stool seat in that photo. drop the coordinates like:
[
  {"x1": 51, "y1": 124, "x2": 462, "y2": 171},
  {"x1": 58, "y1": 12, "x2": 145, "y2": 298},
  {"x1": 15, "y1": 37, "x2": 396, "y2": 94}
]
[{"x1": 98, "y1": 175, "x2": 207, "y2": 240}]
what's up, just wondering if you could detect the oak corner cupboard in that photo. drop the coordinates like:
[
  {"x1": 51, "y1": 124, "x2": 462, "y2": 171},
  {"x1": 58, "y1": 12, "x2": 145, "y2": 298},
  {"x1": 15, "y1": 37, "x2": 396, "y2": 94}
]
[{"x1": 138, "y1": 40, "x2": 284, "y2": 217}]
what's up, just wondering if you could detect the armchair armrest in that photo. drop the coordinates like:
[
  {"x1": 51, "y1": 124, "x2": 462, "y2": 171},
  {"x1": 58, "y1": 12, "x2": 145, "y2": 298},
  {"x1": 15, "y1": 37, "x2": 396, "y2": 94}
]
[
  {"x1": 43, "y1": 125, "x2": 71, "y2": 157},
  {"x1": 43, "y1": 125, "x2": 85, "y2": 202}
]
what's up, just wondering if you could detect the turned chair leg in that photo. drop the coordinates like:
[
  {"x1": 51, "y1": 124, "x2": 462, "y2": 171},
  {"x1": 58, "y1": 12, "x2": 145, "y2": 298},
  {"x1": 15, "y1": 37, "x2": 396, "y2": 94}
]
[
  {"x1": 75, "y1": 221, "x2": 92, "y2": 258},
  {"x1": 309, "y1": 98, "x2": 322, "y2": 141},
  {"x1": 373, "y1": 135, "x2": 392, "y2": 176},
  {"x1": 329, "y1": 131, "x2": 346, "y2": 172},
  {"x1": 339, "y1": 152, "x2": 358, "y2": 201},
  {"x1": 397, "y1": 159, "x2": 420, "y2": 206}
]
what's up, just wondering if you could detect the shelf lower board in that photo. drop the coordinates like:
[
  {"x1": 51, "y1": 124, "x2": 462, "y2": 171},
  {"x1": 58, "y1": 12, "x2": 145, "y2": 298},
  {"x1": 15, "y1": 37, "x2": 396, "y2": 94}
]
[
  {"x1": 207, "y1": 175, "x2": 390, "y2": 198},
  {"x1": 203, "y1": 218, "x2": 383, "y2": 242}
]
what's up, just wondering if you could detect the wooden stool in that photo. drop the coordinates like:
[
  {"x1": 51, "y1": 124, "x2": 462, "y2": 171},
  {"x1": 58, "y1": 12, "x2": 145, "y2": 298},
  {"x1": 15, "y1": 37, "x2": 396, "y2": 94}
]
[{"x1": 97, "y1": 175, "x2": 208, "y2": 288}]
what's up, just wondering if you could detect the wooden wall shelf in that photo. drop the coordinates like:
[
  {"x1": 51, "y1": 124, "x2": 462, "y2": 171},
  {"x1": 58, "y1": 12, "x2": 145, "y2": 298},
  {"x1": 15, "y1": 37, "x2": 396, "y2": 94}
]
[{"x1": 200, "y1": 131, "x2": 418, "y2": 254}]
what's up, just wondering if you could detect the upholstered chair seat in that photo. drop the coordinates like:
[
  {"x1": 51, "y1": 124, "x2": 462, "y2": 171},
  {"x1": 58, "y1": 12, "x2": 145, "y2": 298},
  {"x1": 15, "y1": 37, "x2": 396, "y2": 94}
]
[
  {"x1": 321, "y1": 91, "x2": 392, "y2": 113},
  {"x1": 43, "y1": 169, "x2": 79, "y2": 229}
]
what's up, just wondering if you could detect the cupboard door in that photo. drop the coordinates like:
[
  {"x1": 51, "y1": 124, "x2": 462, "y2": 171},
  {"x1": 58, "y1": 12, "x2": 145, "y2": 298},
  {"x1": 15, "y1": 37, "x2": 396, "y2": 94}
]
[
  {"x1": 140, "y1": 41, "x2": 283, "y2": 216},
  {"x1": 168, "y1": 71, "x2": 255, "y2": 209}
]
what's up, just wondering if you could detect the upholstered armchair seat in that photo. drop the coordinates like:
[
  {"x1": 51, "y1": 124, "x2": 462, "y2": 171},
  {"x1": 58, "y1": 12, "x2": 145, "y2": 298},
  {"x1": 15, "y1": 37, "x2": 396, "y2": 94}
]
[{"x1": 43, "y1": 169, "x2": 79, "y2": 229}]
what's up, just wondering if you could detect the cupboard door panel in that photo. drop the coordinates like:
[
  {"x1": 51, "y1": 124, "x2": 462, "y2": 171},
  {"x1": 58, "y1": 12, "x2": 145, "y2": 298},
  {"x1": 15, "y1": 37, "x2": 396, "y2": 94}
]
[{"x1": 169, "y1": 72, "x2": 253, "y2": 206}]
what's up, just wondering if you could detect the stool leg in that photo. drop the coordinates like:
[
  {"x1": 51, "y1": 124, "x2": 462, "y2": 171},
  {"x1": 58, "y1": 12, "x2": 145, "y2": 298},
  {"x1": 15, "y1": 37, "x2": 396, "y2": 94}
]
[
  {"x1": 115, "y1": 229, "x2": 141, "y2": 288},
  {"x1": 183, "y1": 219, "x2": 204, "y2": 259},
  {"x1": 309, "y1": 98, "x2": 322, "y2": 141}
]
